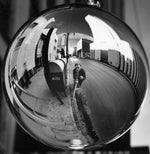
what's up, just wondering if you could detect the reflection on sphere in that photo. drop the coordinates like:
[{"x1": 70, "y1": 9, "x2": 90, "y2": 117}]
[{"x1": 3, "y1": 4, "x2": 149, "y2": 150}]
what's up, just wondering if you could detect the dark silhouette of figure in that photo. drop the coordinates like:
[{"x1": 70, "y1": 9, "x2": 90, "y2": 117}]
[
  {"x1": 23, "y1": 63, "x2": 31, "y2": 88},
  {"x1": 73, "y1": 63, "x2": 86, "y2": 88},
  {"x1": 61, "y1": 48, "x2": 65, "y2": 58}
]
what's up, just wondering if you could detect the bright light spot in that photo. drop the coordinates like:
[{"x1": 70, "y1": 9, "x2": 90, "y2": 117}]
[{"x1": 69, "y1": 139, "x2": 87, "y2": 150}]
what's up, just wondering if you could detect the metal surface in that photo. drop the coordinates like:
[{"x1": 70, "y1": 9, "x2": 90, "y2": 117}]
[{"x1": 3, "y1": 4, "x2": 149, "y2": 150}]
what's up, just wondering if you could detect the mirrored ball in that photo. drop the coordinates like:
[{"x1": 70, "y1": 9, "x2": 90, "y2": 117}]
[{"x1": 3, "y1": 4, "x2": 149, "y2": 150}]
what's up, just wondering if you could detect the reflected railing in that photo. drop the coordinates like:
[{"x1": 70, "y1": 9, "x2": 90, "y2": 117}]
[
  {"x1": 11, "y1": 78, "x2": 56, "y2": 123},
  {"x1": 11, "y1": 78, "x2": 86, "y2": 128}
]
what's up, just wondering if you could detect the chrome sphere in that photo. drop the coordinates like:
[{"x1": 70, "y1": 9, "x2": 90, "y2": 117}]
[{"x1": 3, "y1": 4, "x2": 149, "y2": 150}]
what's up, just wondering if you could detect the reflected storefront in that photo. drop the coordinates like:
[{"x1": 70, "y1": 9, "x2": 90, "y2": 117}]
[{"x1": 3, "y1": 4, "x2": 149, "y2": 150}]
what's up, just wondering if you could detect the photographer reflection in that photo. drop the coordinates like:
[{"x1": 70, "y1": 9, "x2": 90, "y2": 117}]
[{"x1": 73, "y1": 63, "x2": 86, "y2": 88}]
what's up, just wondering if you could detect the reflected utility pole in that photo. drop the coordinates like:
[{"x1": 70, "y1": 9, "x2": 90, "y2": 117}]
[{"x1": 66, "y1": 32, "x2": 69, "y2": 63}]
